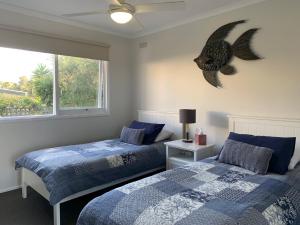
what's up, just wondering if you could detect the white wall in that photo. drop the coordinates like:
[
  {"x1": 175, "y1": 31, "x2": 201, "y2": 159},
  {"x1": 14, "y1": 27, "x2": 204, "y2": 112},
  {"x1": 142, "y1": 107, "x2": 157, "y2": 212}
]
[
  {"x1": 132, "y1": 0, "x2": 300, "y2": 147},
  {"x1": 0, "y1": 9, "x2": 134, "y2": 191}
]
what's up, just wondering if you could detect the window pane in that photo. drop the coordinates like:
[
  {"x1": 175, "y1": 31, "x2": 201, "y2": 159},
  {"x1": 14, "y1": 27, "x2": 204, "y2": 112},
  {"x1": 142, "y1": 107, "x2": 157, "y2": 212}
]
[
  {"x1": 0, "y1": 47, "x2": 54, "y2": 117},
  {"x1": 58, "y1": 55, "x2": 103, "y2": 110}
]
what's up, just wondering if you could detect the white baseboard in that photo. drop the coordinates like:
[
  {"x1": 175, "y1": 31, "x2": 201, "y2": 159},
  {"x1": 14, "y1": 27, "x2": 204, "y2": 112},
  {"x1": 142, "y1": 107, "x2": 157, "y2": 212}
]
[{"x1": 0, "y1": 185, "x2": 21, "y2": 193}]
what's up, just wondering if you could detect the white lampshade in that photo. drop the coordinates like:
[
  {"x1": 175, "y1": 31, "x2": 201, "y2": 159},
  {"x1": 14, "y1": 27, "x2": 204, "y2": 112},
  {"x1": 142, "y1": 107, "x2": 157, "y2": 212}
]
[{"x1": 110, "y1": 11, "x2": 133, "y2": 24}]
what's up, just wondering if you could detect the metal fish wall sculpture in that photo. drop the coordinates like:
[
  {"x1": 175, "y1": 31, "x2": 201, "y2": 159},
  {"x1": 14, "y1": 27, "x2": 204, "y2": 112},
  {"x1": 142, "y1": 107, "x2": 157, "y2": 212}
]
[{"x1": 194, "y1": 20, "x2": 262, "y2": 88}]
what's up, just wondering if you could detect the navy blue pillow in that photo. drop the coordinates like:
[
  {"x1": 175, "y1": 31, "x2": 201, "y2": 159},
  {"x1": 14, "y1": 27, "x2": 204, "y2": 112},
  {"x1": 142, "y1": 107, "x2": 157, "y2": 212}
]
[
  {"x1": 228, "y1": 132, "x2": 296, "y2": 174},
  {"x1": 129, "y1": 120, "x2": 165, "y2": 145}
]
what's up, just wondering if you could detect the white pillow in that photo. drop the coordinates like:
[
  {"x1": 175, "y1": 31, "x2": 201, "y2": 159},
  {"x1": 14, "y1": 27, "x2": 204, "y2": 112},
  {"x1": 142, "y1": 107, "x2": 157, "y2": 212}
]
[
  {"x1": 289, "y1": 147, "x2": 300, "y2": 170},
  {"x1": 155, "y1": 130, "x2": 173, "y2": 142}
]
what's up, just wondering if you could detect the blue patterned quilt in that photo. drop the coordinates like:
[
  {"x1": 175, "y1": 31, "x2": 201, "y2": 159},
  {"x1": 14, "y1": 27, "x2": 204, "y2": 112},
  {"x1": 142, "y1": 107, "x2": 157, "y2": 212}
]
[
  {"x1": 77, "y1": 158, "x2": 300, "y2": 225},
  {"x1": 15, "y1": 139, "x2": 166, "y2": 205}
]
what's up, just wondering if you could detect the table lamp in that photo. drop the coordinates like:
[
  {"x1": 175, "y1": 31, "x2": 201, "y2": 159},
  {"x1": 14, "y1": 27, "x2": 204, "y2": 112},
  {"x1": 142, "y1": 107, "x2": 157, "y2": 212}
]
[{"x1": 179, "y1": 109, "x2": 196, "y2": 143}]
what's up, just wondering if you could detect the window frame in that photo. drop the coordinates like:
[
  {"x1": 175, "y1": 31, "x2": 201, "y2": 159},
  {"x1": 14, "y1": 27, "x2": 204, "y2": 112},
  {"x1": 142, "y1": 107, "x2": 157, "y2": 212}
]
[{"x1": 0, "y1": 51, "x2": 109, "y2": 122}]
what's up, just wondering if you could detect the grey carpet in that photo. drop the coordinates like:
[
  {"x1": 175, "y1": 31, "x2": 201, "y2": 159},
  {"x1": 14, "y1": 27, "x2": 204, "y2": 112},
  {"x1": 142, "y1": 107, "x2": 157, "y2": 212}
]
[
  {"x1": 0, "y1": 187, "x2": 103, "y2": 225},
  {"x1": 0, "y1": 170, "x2": 163, "y2": 225}
]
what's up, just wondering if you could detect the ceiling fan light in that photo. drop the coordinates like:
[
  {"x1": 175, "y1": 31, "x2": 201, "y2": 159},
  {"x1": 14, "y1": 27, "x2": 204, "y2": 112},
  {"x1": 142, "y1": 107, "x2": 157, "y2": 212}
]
[{"x1": 110, "y1": 11, "x2": 133, "y2": 24}]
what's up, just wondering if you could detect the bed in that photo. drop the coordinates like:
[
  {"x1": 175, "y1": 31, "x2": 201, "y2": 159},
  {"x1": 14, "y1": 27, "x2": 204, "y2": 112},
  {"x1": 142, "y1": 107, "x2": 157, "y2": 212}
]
[
  {"x1": 77, "y1": 115, "x2": 300, "y2": 225},
  {"x1": 15, "y1": 110, "x2": 181, "y2": 225}
]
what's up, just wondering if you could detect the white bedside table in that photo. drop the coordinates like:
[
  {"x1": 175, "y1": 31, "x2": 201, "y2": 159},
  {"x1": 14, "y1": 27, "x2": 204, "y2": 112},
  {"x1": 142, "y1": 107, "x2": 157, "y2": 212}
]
[{"x1": 165, "y1": 140, "x2": 215, "y2": 170}]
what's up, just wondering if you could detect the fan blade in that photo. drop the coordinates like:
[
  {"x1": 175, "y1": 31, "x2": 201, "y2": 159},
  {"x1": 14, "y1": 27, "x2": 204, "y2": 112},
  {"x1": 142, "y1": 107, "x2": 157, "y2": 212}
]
[
  {"x1": 62, "y1": 11, "x2": 106, "y2": 17},
  {"x1": 135, "y1": 1, "x2": 185, "y2": 13},
  {"x1": 105, "y1": 0, "x2": 122, "y2": 6},
  {"x1": 133, "y1": 15, "x2": 144, "y2": 30}
]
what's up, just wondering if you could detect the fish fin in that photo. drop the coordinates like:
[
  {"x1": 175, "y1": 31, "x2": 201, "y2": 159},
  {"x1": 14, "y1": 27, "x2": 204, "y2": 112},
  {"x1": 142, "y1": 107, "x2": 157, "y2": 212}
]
[
  {"x1": 207, "y1": 20, "x2": 246, "y2": 44},
  {"x1": 220, "y1": 65, "x2": 237, "y2": 75},
  {"x1": 202, "y1": 71, "x2": 222, "y2": 88},
  {"x1": 232, "y1": 28, "x2": 262, "y2": 60}
]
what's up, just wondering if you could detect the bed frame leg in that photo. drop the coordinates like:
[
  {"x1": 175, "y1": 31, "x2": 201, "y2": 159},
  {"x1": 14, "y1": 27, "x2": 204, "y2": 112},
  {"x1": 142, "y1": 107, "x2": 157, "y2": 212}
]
[
  {"x1": 21, "y1": 168, "x2": 28, "y2": 199},
  {"x1": 54, "y1": 203, "x2": 60, "y2": 225},
  {"x1": 22, "y1": 183, "x2": 28, "y2": 199}
]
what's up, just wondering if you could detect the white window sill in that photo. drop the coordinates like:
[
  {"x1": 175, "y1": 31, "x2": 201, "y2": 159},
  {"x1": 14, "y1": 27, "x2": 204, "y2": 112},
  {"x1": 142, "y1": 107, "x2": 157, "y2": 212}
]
[{"x1": 0, "y1": 111, "x2": 110, "y2": 124}]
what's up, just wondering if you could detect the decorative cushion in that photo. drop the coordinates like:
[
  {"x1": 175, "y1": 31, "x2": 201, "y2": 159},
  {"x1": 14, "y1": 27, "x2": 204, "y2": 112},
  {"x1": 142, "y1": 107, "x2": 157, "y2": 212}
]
[
  {"x1": 120, "y1": 127, "x2": 145, "y2": 145},
  {"x1": 155, "y1": 129, "x2": 174, "y2": 142},
  {"x1": 218, "y1": 139, "x2": 273, "y2": 174},
  {"x1": 129, "y1": 120, "x2": 165, "y2": 145},
  {"x1": 228, "y1": 132, "x2": 296, "y2": 174}
]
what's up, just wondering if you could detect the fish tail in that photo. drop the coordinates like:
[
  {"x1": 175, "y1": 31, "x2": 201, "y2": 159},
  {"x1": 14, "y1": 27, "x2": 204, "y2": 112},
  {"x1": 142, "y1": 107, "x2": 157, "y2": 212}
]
[{"x1": 232, "y1": 28, "x2": 262, "y2": 60}]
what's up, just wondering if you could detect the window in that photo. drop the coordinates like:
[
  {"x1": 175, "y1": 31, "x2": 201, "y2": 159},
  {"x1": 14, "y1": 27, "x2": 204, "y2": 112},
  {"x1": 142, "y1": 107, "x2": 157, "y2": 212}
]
[
  {"x1": 0, "y1": 47, "x2": 54, "y2": 117},
  {"x1": 57, "y1": 56, "x2": 107, "y2": 115},
  {"x1": 0, "y1": 47, "x2": 108, "y2": 119}
]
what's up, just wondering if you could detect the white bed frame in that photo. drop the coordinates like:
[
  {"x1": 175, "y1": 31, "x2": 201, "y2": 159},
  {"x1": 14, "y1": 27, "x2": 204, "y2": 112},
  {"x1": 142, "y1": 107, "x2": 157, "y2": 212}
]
[
  {"x1": 228, "y1": 114, "x2": 300, "y2": 158},
  {"x1": 20, "y1": 110, "x2": 180, "y2": 225}
]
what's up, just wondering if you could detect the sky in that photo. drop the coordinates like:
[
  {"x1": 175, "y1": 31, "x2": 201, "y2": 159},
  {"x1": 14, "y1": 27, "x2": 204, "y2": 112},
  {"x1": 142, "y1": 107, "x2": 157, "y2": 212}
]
[{"x1": 0, "y1": 47, "x2": 55, "y2": 83}]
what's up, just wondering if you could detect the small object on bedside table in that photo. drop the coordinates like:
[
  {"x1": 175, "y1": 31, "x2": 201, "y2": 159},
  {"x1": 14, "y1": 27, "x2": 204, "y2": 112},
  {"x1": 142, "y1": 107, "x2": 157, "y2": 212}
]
[
  {"x1": 195, "y1": 128, "x2": 207, "y2": 145},
  {"x1": 179, "y1": 109, "x2": 196, "y2": 143},
  {"x1": 165, "y1": 140, "x2": 215, "y2": 170},
  {"x1": 195, "y1": 134, "x2": 207, "y2": 145}
]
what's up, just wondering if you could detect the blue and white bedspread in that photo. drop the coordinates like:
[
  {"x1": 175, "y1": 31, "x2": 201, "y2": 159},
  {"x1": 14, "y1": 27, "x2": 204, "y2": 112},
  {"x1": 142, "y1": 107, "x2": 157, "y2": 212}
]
[
  {"x1": 77, "y1": 158, "x2": 300, "y2": 225},
  {"x1": 15, "y1": 139, "x2": 165, "y2": 205}
]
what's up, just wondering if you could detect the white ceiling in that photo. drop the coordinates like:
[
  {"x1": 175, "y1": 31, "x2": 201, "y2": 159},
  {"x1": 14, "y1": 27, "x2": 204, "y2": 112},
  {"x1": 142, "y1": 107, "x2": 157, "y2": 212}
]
[{"x1": 0, "y1": 0, "x2": 265, "y2": 38}]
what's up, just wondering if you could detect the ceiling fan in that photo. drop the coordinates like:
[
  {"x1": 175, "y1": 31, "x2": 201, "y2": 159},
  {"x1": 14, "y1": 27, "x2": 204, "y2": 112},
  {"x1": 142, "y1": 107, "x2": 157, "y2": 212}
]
[{"x1": 62, "y1": 0, "x2": 185, "y2": 26}]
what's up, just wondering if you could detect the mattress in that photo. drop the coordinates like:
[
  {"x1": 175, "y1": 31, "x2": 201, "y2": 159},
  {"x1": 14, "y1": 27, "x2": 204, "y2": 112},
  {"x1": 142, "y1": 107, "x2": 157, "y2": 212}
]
[
  {"x1": 77, "y1": 157, "x2": 300, "y2": 225},
  {"x1": 15, "y1": 139, "x2": 166, "y2": 205}
]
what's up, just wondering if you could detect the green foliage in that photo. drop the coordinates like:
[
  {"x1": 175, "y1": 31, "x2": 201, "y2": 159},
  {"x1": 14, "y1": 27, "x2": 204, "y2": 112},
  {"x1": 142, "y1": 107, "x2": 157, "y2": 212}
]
[
  {"x1": 0, "y1": 81, "x2": 19, "y2": 90},
  {"x1": 58, "y1": 56, "x2": 99, "y2": 108},
  {"x1": 32, "y1": 64, "x2": 53, "y2": 107},
  {"x1": 0, "y1": 64, "x2": 53, "y2": 116},
  {"x1": 0, "y1": 76, "x2": 32, "y2": 94},
  {"x1": 18, "y1": 76, "x2": 32, "y2": 95},
  {"x1": 0, "y1": 93, "x2": 42, "y2": 114}
]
